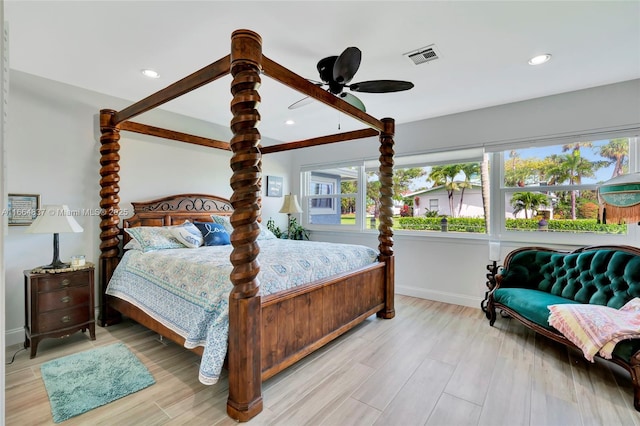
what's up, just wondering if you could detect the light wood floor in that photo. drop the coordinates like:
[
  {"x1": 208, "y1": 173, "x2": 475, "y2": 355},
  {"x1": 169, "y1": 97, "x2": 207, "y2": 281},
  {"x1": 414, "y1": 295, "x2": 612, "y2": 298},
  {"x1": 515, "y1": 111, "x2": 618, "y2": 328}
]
[{"x1": 5, "y1": 295, "x2": 640, "y2": 425}]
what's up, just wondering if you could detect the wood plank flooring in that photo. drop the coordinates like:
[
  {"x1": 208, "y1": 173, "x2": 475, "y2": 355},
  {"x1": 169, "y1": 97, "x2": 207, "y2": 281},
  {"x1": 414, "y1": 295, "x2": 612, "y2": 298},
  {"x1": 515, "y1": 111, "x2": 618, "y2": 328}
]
[{"x1": 5, "y1": 295, "x2": 640, "y2": 425}]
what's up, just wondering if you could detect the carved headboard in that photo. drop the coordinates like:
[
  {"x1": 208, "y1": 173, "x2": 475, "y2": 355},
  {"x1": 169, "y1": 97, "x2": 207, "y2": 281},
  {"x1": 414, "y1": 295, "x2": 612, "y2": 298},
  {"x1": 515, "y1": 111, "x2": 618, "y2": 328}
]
[{"x1": 122, "y1": 193, "x2": 233, "y2": 244}]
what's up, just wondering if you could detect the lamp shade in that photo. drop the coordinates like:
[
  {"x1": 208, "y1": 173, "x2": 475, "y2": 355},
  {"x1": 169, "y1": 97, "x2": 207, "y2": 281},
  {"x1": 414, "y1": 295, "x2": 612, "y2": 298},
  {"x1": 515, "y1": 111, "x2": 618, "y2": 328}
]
[
  {"x1": 598, "y1": 173, "x2": 640, "y2": 223},
  {"x1": 25, "y1": 205, "x2": 83, "y2": 234},
  {"x1": 279, "y1": 194, "x2": 303, "y2": 215}
]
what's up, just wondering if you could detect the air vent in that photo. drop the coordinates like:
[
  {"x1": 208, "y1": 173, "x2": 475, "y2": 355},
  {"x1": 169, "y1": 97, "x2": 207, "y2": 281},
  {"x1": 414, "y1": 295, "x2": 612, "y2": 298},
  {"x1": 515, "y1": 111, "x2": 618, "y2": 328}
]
[{"x1": 404, "y1": 44, "x2": 440, "y2": 65}]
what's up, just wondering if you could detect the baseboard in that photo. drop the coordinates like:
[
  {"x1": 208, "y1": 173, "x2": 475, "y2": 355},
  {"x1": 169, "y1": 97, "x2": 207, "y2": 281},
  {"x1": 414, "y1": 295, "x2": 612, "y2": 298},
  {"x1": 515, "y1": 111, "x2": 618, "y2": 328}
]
[
  {"x1": 5, "y1": 327, "x2": 23, "y2": 348},
  {"x1": 396, "y1": 285, "x2": 482, "y2": 309}
]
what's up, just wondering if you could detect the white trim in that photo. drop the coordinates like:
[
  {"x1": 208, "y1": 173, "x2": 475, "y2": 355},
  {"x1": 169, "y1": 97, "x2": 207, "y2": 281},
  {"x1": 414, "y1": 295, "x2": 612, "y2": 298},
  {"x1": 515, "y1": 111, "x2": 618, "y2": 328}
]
[{"x1": 396, "y1": 286, "x2": 481, "y2": 309}]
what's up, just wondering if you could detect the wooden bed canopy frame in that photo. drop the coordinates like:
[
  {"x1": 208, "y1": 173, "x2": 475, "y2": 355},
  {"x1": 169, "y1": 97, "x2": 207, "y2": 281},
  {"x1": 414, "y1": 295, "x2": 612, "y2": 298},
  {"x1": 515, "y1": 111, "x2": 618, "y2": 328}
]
[{"x1": 98, "y1": 29, "x2": 395, "y2": 421}]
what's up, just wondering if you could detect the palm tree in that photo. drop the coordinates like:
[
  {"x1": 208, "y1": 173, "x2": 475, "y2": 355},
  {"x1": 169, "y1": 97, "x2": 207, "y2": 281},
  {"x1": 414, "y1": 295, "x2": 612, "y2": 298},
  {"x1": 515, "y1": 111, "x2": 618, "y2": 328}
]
[
  {"x1": 457, "y1": 162, "x2": 479, "y2": 217},
  {"x1": 480, "y1": 154, "x2": 490, "y2": 233},
  {"x1": 598, "y1": 138, "x2": 629, "y2": 178},
  {"x1": 545, "y1": 150, "x2": 604, "y2": 219},
  {"x1": 428, "y1": 164, "x2": 462, "y2": 217},
  {"x1": 510, "y1": 192, "x2": 549, "y2": 219},
  {"x1": 563, "y1": 142, "x2": 593, "y2": 154}
]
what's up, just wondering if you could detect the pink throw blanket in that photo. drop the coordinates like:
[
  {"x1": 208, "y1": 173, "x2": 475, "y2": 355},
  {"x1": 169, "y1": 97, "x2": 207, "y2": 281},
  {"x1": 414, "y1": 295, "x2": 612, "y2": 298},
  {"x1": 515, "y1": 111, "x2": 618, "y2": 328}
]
[{"x1": 548, "y1": 298, "x2": 640, "y2": 362}]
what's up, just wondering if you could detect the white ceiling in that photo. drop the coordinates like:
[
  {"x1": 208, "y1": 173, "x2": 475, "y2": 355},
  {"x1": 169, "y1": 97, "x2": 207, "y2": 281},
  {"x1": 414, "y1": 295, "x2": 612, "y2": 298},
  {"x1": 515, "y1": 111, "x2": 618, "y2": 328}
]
[{"x1": 5, "y1": 1, "x2": 640, "y2": 143}]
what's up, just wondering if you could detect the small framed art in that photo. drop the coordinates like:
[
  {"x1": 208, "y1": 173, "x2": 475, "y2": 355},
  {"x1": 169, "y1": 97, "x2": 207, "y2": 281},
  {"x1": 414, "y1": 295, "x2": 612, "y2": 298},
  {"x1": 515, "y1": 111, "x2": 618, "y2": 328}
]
[
  {"x1": 7, "y1": 193, "x2": 40, "y2": 226},
  {"x1": 266, "y1": 176, "x2": 283, "y2": 197}
]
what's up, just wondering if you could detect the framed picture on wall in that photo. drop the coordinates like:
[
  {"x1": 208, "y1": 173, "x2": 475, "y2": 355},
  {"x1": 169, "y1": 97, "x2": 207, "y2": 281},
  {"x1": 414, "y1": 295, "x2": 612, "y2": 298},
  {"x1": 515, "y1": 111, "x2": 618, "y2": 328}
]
[
  {"x1": 8, "y1": 193, "x2": 40, "y2": 226},
  {"x1": 266, "y1": 176, "x2": 283, "y2": 197}
]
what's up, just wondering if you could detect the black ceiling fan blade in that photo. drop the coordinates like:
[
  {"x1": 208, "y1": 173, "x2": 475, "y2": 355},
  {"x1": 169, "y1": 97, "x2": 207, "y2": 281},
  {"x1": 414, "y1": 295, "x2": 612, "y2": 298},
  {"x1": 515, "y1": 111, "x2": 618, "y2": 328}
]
[
  {"x1": 349, "y1": 80, "x2": 414, "y2": 93},
  {"x1": 333, "y1": 47, "x2": 361, "y2": 84},
  {"x1": 339, "y1": 93, "x2": 366, "y2": 112}
]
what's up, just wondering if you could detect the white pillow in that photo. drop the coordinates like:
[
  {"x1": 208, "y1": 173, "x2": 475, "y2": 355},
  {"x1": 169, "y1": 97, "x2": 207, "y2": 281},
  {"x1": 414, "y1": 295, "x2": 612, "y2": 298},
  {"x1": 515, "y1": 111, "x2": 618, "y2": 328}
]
[
  {"x1": 123, "y1": 239, "x2": 142, "y2": 251},
  {"x1": 170, "y1": 221, "x2": 204, "y2": 248}
]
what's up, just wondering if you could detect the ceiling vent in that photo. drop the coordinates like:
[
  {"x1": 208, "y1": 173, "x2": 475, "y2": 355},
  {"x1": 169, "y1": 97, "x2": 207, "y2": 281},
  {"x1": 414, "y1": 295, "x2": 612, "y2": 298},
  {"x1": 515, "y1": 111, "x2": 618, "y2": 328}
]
[{"x1": 404, "y1": 44, "x2": 440, "y2": 65}]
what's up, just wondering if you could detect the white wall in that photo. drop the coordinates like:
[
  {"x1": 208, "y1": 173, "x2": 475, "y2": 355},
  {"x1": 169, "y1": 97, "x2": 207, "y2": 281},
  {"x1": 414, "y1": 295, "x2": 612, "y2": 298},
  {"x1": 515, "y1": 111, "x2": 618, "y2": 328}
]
[
  {"x1": 291, "y1": 79, "x2": 640, "y2": 308},
  {"x1": 3, "y1": 70, "x2": 292, "y2": 346}
]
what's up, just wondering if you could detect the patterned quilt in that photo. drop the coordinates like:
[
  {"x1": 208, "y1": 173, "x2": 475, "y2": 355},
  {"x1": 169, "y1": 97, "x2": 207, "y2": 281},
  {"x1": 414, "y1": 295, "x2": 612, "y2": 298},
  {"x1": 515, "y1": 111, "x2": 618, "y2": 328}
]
[
  {"x1": 106, "y1": 239, "x2": 378, "y2": 384},
  {"x1": 548, "y1": 298, "x2": 640, "y2": 361}
]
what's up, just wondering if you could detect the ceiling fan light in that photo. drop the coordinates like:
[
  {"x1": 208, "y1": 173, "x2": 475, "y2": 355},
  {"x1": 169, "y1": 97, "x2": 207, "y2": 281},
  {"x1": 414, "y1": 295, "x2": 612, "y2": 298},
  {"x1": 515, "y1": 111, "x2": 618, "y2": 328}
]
[{"x1": 528, "y1": 54, "x2": 552, "y2": 66}]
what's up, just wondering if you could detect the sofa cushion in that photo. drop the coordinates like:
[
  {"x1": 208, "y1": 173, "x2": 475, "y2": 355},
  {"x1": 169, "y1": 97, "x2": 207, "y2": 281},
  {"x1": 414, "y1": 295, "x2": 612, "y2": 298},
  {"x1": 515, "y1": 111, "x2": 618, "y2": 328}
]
[
  {"x1": 493, "y1": 288, "x2": 580, "y2": 328},
  {"x1": 612, "y1": 339, "x2": 640, "y2": 363}
]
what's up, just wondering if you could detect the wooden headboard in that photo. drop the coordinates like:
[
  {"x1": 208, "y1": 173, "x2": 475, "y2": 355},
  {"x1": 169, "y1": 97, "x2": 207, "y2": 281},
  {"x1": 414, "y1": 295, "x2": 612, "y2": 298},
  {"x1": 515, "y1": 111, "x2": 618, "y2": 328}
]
[{"x1": 122, "y1": 193, "x2": 233, "y2": 243}]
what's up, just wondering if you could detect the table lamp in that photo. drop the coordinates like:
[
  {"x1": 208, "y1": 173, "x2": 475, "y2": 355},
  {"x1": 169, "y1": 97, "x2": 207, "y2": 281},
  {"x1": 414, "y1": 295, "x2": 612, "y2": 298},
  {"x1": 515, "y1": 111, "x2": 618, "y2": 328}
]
[
  {"x1": 279, "y1": 193, "x2": 303, "y2": 239},
  {"x1": 25, "y1": 205, "x2": 84, "y2": 269}
]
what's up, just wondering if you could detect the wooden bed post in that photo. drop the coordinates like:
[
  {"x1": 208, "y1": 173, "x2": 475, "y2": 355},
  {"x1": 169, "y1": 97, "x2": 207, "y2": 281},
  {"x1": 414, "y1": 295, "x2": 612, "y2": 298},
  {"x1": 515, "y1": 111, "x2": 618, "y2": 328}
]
[
  {"x1": 377, "y1": 117, "x2": 396, "y2": 319},
  {"x1": 98, "y1": 109, "x2": 123, "y2": 326},
  {"x1": 227, "y1": 29, "x2": 264, "y2": 422}
]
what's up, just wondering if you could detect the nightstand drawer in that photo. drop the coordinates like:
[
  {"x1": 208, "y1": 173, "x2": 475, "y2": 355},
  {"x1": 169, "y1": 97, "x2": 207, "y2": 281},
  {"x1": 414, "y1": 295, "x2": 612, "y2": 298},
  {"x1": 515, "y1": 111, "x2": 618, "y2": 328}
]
[
  {"x1": 37, "y1": 271, "x2": 90, "y2": 292},
  {"x1": 38, "y1": 287, "x2": 90, "y2": 313},
  {"x1": 37, "y1": 306, "x2": 90, "y2": 333}
]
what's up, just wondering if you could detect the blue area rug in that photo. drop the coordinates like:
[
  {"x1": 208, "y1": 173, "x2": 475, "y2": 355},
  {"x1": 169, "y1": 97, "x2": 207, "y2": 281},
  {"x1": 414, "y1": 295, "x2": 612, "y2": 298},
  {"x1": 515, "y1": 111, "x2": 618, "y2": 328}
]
[{"x1": 40, "y1": 342, "x2": 155, "y2": 423}]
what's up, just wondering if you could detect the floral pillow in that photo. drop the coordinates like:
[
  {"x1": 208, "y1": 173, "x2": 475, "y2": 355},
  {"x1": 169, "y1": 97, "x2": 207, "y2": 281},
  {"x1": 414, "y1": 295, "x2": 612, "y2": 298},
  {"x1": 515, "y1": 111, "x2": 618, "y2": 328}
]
[
  {"x1": 125, "y1": 224, "x2": 186, "y2": 252},
  {"x1": 170, "y1": 221, "x2": 204, "y2": 248}
]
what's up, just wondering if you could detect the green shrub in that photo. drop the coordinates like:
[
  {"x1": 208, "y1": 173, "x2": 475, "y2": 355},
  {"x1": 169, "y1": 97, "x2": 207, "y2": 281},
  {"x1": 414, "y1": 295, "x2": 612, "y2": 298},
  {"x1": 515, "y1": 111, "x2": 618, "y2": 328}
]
[{"x1": 397, "y1": 217, "x2": 626, "y2": 234}]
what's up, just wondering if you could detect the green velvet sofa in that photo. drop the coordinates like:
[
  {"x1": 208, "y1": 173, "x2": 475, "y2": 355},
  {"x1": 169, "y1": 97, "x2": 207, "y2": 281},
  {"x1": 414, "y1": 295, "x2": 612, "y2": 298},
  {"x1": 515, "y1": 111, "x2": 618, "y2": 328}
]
[{"x1": 487, "y1": 245, "x2": 640, "y2": 411}]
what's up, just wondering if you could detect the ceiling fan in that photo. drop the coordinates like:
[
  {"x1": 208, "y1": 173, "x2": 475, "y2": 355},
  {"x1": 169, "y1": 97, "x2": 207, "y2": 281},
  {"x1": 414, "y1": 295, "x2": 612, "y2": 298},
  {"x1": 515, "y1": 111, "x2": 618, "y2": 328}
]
[{"x1": 288, "y1": 47, "x2": 414, "y2": 112}]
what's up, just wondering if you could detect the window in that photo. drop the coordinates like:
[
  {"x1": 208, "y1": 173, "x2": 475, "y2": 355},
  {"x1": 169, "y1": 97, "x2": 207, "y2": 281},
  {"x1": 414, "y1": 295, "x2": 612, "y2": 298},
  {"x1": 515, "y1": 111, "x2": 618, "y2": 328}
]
[
  {"x1": 299, "y1": 133, "x2": 639, "y2": 244},
  {"x1": 302, "y1": 166, "x2": 360, "y2": 227},
  {"x1": 310, "y1": 175, "x2": 337, "y2": 214},
  {"x1": 496, "y1": 137, "x2": 635, "y2": 237}
]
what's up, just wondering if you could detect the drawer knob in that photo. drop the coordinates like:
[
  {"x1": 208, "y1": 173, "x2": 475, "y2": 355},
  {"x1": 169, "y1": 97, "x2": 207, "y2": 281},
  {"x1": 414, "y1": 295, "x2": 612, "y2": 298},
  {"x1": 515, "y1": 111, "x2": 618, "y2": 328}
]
[
  {"x1": 60, "y1": 296, "x2": 71, "y2": 303},
  {"x1": 60, "y1": 316, "x2": 71, "y2": 323},
  {"x1": 60, "y1": 279, "x2": 71, "y2": 287}
]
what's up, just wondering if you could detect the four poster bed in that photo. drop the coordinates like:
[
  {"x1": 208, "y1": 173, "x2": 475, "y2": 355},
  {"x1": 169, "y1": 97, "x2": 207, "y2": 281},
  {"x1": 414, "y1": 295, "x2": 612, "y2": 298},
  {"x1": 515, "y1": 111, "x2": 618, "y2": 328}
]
[{"x1": 98, "y1": 29, "x2": 396, "y2": 421}]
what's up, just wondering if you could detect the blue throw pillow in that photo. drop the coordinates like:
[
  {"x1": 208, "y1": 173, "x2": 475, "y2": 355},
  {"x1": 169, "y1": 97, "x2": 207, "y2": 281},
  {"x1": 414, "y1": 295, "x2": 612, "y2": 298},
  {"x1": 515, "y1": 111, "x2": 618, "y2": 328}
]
[{"x1": 194, "y1": 222, "x2": 230, "y2": 246}]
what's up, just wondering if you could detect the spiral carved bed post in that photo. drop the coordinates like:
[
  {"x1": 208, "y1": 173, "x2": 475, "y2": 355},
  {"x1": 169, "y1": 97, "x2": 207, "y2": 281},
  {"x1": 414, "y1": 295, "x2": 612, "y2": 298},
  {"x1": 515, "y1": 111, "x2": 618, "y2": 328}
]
[
  {"x1": 377, "y1": 117, "x2": 396, "y2": 319},
  {"x1": 98, "y1": 109, "x2": 123, "y2": 326},
  {"x1": 227, "y1": 29, "x2": 264, "y2": 422}
]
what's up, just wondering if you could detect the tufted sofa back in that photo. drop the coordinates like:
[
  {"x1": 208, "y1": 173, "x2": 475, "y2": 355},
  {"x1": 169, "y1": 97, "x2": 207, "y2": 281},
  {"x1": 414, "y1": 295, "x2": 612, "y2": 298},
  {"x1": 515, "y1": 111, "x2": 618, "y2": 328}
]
[{"x1": 501, "y1": 247, "x2": 640, "y2": 308}]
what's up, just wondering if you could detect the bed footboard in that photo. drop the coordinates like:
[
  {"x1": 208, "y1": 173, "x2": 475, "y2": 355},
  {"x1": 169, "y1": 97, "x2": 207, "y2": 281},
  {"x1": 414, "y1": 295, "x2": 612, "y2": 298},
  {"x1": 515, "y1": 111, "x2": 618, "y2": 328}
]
[{"x1": 260, "y1": 262, "x2": 386, "y2": 379}]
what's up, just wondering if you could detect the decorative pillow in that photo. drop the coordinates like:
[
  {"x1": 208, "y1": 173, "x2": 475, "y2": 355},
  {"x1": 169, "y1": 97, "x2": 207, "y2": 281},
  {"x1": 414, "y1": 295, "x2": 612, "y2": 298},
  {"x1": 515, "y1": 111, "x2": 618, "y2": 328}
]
[
  {"x1": 211, "y1": 214, "x2": 277, "y2": 240},
  {"x1": 195, "y1": 222, "x2": 231, "y2": 246},
  {"x1": 124, "y1": 226, "x2": 185, "y2": 252},
  {"x1": 170, "y1": 221, "x2": 203, "y2": 248},
  {"x1": 210, "y1": 214, "x2": 233, "y2": 234}
]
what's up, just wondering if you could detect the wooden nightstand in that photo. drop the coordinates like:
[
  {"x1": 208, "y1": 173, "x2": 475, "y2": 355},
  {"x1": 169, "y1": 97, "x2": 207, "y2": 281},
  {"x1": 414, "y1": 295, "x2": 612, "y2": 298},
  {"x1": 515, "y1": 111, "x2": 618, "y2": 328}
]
[{"x1": 24, "y1": 266, "x2": 96, "y2": 358}]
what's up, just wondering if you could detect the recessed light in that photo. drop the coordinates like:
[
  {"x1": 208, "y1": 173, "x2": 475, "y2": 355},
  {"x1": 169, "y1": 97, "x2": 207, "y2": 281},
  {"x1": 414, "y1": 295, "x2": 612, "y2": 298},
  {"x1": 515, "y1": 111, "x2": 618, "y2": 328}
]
[
  {"x1": 285, "y1": 119, "x2": 295, "y2": 126},
  {"x1": 141, "y1": 69, "x2": 160, "y2": 78},
  {"x1": 528, "y1": 54, "x2": 552, "y2": 66}
]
